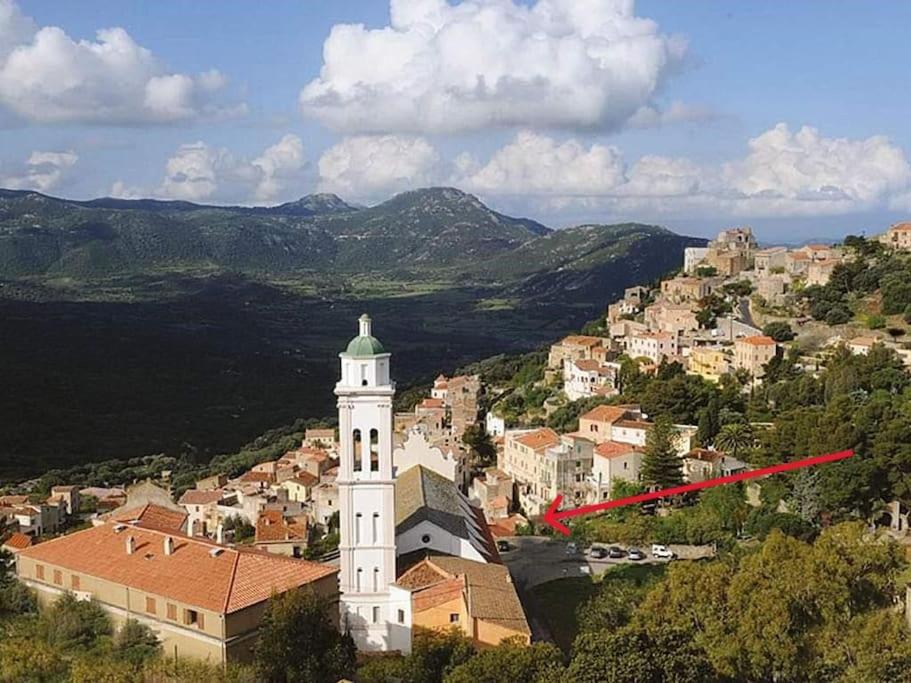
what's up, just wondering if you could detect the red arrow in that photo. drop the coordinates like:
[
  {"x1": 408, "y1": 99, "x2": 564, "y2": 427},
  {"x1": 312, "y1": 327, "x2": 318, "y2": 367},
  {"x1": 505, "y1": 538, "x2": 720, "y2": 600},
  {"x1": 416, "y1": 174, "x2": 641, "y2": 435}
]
[{"x1": 543, "y1": 449, "x2": 854, "y2": 535}]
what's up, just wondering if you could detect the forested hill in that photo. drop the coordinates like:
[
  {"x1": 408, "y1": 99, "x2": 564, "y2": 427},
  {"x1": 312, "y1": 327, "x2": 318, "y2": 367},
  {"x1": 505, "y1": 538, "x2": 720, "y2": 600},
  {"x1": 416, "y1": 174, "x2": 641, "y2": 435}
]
[{"x1": 0, "y1": 186, "x2": 699, "y2": 280}]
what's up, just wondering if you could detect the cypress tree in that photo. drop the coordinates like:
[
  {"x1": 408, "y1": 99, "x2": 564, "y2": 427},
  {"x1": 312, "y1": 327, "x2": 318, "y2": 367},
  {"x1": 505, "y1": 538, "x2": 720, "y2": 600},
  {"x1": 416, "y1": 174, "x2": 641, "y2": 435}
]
[{"x1": 641, "y1": 416, "x2": 683, "y2": 490}]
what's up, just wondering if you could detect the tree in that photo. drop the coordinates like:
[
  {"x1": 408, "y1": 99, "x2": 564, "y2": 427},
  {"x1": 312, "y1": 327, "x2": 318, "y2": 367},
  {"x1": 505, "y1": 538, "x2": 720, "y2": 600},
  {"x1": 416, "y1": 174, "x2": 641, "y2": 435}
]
[
  {"x1": 40, "y1": 593, "x2": 112, "y2": 652},
  {"x1": 359, "y1": 628, "x2": 475, "y2": 683},
  {"x1": 825, "y1": 305, "x2": 852, "y2": 325},
  {"x1": 463, "y1": 423, "x2": 496, "y2": 468},
  {"x1": 714, "y1": 422, "x2": 754, "y2": 461},
  {"x1": 113, "y1": 619, "x2": 160, "y2": 666},
  {"x1": 640, "y1": 417, "x2": 683, "y2": 490},
  {"x1": 444, "y1": 640, "x2": 565, "y2": 683},
  {"x1": 696, "y1": 396, "x2": 721, "y2": 446},
  {"x1": 255, "y1": 588, "x2": 356, "y2": 683},
  {"x1": 761, "y1": 321, "x2": 795, "y2": 342}
]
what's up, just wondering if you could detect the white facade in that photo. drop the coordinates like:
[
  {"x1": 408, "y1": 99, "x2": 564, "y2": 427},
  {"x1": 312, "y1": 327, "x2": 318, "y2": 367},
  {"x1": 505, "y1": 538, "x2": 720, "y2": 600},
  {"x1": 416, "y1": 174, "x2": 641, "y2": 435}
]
[
  {"x1": 485, "y1": 411, "x2": 506, "y2": 437},
  {"x1": 684, "y1": 247, "x2": 710, "y2": 273},
  {"x1": 336, "y1": 315, "x2": 412, "y2": 654}
]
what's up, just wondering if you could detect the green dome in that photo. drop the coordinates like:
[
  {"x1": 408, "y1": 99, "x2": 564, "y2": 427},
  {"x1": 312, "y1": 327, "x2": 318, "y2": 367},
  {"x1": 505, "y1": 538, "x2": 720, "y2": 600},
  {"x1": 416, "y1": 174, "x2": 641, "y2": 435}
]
[{"x1": 345, "y1": 335, "x2": 386, "y2": 357}]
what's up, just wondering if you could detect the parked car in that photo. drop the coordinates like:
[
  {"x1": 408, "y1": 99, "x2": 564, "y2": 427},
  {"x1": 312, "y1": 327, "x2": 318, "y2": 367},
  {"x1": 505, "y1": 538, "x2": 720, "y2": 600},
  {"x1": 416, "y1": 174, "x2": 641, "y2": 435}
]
[
  {"x1": 627, "y1": 547, "x2": 645, "y2": 561},
  {"x1": 607, "y1": 546, "x2": 625, "y2": 559},
  {"x1": 566, "y1": 542, "x2": 578, "y2": 555},
  {"x1": 496, "y1": 540, "x2": 512, "y2": 553},
  {"x1": 589, "y1": 546, "x2": 608, "y2": 559},
  {"x1": 651, "y1": 544, "x2": 676, "y2": 559}
]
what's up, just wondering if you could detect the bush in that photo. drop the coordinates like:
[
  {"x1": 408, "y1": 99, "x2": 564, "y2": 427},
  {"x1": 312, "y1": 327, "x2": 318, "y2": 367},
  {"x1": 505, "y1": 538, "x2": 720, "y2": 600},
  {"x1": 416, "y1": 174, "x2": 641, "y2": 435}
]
[
  {"x1": 114, "y1": 619, "x2": 160, "y2": 666},
  {"x1": 762, "y1": 321, "x2": 795, "y2": 342},
  {"x1": 825, "y1": 306, "x2": 852, "y2": 326},
  {"x1": 866, "y1": 314, "x2": 886, "y2": 330},
  {"x1": 40, "y1": 593, "x2": 112, "y2": 652}
]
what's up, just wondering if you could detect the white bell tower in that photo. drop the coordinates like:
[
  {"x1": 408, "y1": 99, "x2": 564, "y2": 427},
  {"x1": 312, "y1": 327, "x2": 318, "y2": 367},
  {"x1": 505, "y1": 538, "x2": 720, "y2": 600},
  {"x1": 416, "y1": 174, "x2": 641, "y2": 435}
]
[{"x1": 336, "y1": 314, "x2": 412, "y2": 653}]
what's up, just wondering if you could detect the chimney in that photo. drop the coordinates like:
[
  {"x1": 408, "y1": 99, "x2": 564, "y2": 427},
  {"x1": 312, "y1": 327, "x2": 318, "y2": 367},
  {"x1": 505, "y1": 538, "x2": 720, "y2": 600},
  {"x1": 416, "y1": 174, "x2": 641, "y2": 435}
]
[
  {"x1": 164, "y1": 536, "x2": 174, "y2": 556},
  {"x1": 126, "y1": 535, "x2": 135, "y2": 555},
  {"x1": 216, "y1": 523, "x2": 225, "y2": 545}
]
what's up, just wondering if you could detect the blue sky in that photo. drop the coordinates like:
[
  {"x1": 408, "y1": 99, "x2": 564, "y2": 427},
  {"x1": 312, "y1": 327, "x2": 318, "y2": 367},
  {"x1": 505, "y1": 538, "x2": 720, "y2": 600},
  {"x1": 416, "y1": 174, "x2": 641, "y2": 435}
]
[{"x1": 2, "y1": 0, "x2": 910, "y2": 240}]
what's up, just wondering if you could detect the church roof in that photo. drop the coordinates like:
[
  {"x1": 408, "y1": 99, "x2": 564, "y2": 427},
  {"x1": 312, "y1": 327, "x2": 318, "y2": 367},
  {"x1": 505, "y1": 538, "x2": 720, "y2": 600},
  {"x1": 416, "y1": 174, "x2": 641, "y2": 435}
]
[
  {"x1": 344, "y1": 313, "x2": 386, "y2": 357},
  {"x1": 395, "y1": 465, "x2": 500, "y2": 563}
]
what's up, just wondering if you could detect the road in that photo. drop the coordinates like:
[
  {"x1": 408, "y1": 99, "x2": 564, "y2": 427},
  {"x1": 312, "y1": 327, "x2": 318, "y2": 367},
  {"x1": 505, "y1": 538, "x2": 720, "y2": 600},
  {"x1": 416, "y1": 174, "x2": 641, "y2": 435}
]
[
  {"x1": 738, "y1": 297, "x2": 757, "y2": 328},
  {"x1": 500, "y1": 536, "x2": 715, "y2": 589}
]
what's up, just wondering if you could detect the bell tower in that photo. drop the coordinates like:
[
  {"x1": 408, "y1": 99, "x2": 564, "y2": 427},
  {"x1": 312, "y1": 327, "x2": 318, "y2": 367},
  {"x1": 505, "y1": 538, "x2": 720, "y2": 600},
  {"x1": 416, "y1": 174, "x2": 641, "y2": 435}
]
[{"x1": 336, "y1": 315, "x2": 411, "y2": 652}]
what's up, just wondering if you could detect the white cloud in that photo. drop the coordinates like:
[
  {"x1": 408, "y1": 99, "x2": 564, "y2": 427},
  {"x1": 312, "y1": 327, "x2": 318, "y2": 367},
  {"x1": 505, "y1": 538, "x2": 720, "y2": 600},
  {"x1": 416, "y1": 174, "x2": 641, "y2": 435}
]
[
  {"x1": 453, "y1": 124, "x2": 911, "y2": 219},
  {"x1": 1, "y1": 149, "x2": 77, "y2": 192},
  {"x1": 300, "y1": 0, "x2": 688, "y2": 134},
  {"x1": 112, "y1": 135, "x2": 307, "y2": 203},
  {"x1": 458, "y1": 130, "x2": 626, "y2": 196},
  {"x1": 317, "y1": 135, "x2": 440, "y2": 201},
  {"x1": 720, "y1": 124, "x2": 911, "y2": 215},
  {"x1": 0, "y1": 1, "x2": 241, "y2": 124}
]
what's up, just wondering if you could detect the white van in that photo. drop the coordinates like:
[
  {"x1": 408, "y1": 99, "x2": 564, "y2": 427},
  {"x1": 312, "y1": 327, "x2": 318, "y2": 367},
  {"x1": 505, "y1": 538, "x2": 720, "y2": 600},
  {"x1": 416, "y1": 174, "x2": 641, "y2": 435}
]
[{"x1": 651, "y1": 544, "x2": 676, "y2": 559}]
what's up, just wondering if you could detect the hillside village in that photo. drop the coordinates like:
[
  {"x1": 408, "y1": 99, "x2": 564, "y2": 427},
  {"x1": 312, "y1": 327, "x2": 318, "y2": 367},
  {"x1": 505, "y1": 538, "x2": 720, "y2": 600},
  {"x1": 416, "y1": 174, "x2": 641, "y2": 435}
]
[{"x1": 1, "y1": 220, "x2": 911, "y2": 680}]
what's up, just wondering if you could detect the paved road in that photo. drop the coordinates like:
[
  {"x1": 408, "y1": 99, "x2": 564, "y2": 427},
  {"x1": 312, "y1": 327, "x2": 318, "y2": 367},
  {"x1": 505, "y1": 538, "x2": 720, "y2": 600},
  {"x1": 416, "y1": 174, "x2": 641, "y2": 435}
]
[
  {"x1": 500, "y1": 536, "x2": 715, "y2": 589},
  {"x1": 738, "y1": 297, "x2": 756, "y2": 328}
]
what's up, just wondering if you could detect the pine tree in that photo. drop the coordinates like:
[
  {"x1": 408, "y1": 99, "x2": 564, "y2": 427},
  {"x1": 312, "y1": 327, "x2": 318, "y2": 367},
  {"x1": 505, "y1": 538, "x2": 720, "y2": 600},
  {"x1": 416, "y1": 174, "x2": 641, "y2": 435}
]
[{"x1": 641, "y1": 416, "x2": 683, "y2": 490}]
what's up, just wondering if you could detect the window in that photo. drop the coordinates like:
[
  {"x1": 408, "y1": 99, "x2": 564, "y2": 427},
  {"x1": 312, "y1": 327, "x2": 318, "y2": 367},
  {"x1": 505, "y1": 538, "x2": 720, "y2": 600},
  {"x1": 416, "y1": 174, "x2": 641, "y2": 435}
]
[
  {"x1": 449, "y1": 613, "x2": 460, "y2": 623},
  {"x1": 146, "y1": 597, "x2": 156, "y2": 615},
  {"x1": 372, "y1": 513, "x2": 379, "y2": 543},
  {"x1": 355, "y1": 513, "x2": 362, "y2": 544},
  {"x1": 185, "y1": 609, "x2": 199, "y2": 626},
  {"x1": 352, "y1": 429, "x2": 362, "y2": 471},
  {"x1": 373, "y1": 567, "x2": 379, "y2": 592},
  {"x1": 421, "y1": 534, "x2": 431, "y2": 544},
  {"x1": 71, "y1": 575, "x2": 80, "y2": 590},
  {"x1": 167, "y1": 604, "x2": 177, "y2": 620},
  {"x1": 356, "y1": 568, "x2": 363, "y2": 591},
  {"x1": 372, "y1": 606, "x2": 380, "y2": 623},
  {"x1": 53, "y1": 569, "x2": 62, "y2": 585},
  {"x1": 369, "y1": 429, "x2": 379, "y2": 471},
  {"x1": 36, "y1": 564, "x2": 44, "y2": 580},
  {"x1": 398, "y1": 609, "x2": 405, "y2": 624},
  {"x1": 198, "y1": 612, "x2": 205, "y2": 630}
]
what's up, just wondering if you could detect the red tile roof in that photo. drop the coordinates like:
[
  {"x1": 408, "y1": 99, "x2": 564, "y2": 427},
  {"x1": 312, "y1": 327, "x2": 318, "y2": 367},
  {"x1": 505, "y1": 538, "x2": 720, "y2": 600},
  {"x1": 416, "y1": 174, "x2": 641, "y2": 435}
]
[
  {"x1": 739, "y1": 335, "x2": 777, "y2": 346},
  {"x1": 579, "y1": 405, "x2": 629, "y2": 424},
  {"x1": 178, "y1": 490, "x2": 224, "y2": 506},
  {"x1": 19, "y1": 522, "x2": 335, "y2": 613},
  {"x1": 595, "y1": 441, "x2": 644, "y2": 459},
  {"x1": 2, "y1": 532, "x2": 33, "y2": 550},
  {"x1": 111, "y1": 503, "x2": 187, "y2": 533},
  {"x1": 513, "y1": 428, "x2": 560, "y2": 451},
  {"x1": 255, "y1": 510, "x2": 309, "y2": 543}
]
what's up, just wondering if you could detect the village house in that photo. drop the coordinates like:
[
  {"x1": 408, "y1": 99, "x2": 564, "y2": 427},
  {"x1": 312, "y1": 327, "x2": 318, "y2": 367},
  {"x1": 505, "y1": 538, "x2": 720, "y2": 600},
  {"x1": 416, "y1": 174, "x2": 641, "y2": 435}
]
[
  {"x1": 303, "y1": 428, "x2": 336, "y2": 450},
  {"x1": 563, "y1": 358, "x2": 621, "y2": 401},
  {"x1": 627, "y1": 331, "x2": 679, "y2": 364},
  {"x1": 847, "y1": 336, "x2": 879, "y2": 355},
  {"x1": 733, "y1": 335, "x2": 779, "y2": 379},
  {"x1": 754, "y1": 273, "x2": 790, "y2": 306},
  {"x1": 397, "y1": 556, "x2": 530, "y2": 648},
  {"x1": 784, "y1": 250, "x2": 810, "y2": 276},
  {"x1": 499, "y1": 428, "x2": 562, "y2": 516},
  {"x1": 278, "y1": 471, "x2": 320, "y2": 504},
  {"x1": 484, "y1": 411, "x2": 506, "y2": 438},
  {"x1": 577, "y1": 405, "x2": 696, "y2": 455},
  {"x1": 686, "y1": 347, "x2": 731, "y2": 383},
  {"x1": 683, "y1": 246, "x2": 710, "y2": 273},
  {"x1": 253, "y1": 509, "x2": 309, "y2": 558},
  {"x1": 587, "y1": 441, "x2": 645, "y2": 502},
  {"x1": 1, "y1": 532, "x2": 33, "y2": 554},
  {"x1": 660, "y1": 276, "x2": 717, "y2": 304},
  {"x1": 644, "y1": 301, "x2": 700, "y2": 335},
  {"x1": 14, "y1": 520, "x2": 338, "y2": 664},
  {"x1": 753, "y1": 246, "x2": 787, "y2": 276},
  {"x1": 48, "y1": 486, "x2": 80, "y2": 516},
  {"x1": 313, "y1": 482, "x2": 338, "y2": 527},
  {"x1": 546, "y1": 335, "x2": 609, "y2": 371},
  {"x1": 879, "y1": 221, "x2": 911, "y2": 251},
  {"x1": 806, "y1": 258, "x2": 842, "y2": 286},
  {"x1": 682, "y1": 449, "x2": 749, "y2": 483},
  {"x1": 469, "y1": 468, "x2": 514, "y2": 522}
]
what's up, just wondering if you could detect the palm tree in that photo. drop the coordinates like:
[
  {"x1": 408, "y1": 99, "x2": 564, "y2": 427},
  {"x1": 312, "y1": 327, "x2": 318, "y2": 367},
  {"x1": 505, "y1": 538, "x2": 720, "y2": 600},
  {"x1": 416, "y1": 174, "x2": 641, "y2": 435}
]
[{"x1": 714, "y1": 422, "x2": 754, "y2": 461}]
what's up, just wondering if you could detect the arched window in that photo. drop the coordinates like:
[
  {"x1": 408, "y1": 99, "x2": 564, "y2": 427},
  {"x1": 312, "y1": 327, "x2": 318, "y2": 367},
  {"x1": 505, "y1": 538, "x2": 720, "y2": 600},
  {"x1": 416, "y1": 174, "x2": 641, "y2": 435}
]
[
  {"x1": 369, "y1": 428, "x2": 379, "y2": 471},
  {"x1": 356, "y1": 568, "x2": 363, "y2": 592},
  {"x1": 372, "y1": 512, "x2": 379, "y2": 543},
  {"x1": 352, "y1": 429, "x2": 362, "y2": 471},
  {"x1": 373, "y1": 567, "x2": 379, "y2": 592},
  {"x1": 355, "y1": 513, "x2": 362, "y2": 544}
]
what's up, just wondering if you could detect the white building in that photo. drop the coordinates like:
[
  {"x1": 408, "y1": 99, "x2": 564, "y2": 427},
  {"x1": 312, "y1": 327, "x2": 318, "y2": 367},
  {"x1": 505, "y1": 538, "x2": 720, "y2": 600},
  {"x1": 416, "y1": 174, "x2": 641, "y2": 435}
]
[
  {"x1": 563, "y1": 358, "x2": 621, "y2": 401},
  {"x1": 684, "y1": 247, "x2": 710, "y2": 273},
  {"x1": 485, "y1": 411, "x2": 506, "y2": 437},
  {"x1": 627, "y1": 331, "x2": 679, "y2": 364},
  {"x1": 336, "y1": 315, "x2": 413, "y2": 653}
]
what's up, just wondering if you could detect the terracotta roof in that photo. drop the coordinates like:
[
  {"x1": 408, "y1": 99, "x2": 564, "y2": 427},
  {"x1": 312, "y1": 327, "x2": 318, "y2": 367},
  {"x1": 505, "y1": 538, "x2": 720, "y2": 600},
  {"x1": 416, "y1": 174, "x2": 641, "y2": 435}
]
[
  {"x1": 738, "y1": 335, "x2": 777, "y2": 347},
  {"x1": 400, "y1": 556, "x2": 529, "y2": 635},
  {"x1": 111, "y1": 503, "x2": 187, "y2": 533},
  {"x1": 573, "y1": 359, "x2": 601, "y2": 371},
  {"x1": 488, "y1": 515, "x2": 526, "y2": 538},
  {"x1": 0, "y1": 495, "x2": 28, "y2": 506},
  {"x1": 490, "y1": 495, "x2": 509, "y2": 510},
  {"x1": 239, "y1": 471, "x2": 274, "y2": 484},
  {"x1": 289, "y1": 472, "x2": 319, "y2": 487},
  {"x1": 890, "y1": 222, "x2": 911, "y2": 232},
  {"x1": 19, "y1": 522, "x2": 335, "y2": 613},
  {"x1": 255, "y1": 510, "x2": 309, "y2": 543},
  {"x1": 412, "y1": 576, "x2": 464, "y2": 612},
  {"x1": 787, "y1": 252, "x2": 810, "y2": 261},
  {"x1": 615, "y1": 419, "x2": 652, "y2": 431},
  {"x1": 304, "y1": 428, "x2": 335, "y2": 440},
  {"x1": 849, "y1": 337, "x2": 878, "y2": 347},
  {"x1": 51, "y1": 486, "x2": 79, "y2": 493},
  {"x1": 3, "y1": 532, "x2": 33, "y2": 550},
  {"x1": 685, "y1": 448, "x2": 725, "y2": 463},
  {"x1": 419, "y1": 398, "x2": 445, "y2": 409},
  {"x1": 513, "y1": 428, "x2": 560, "y2": 451},
  {"x1": 178, "y1": 490, "x2": 223, "y2": 506},
  {"x1": 595, "y1": 441, "x2": 644, "y2": 459},
  {"x1": 579, "y1": 405, "x2": 629, "y2": 424},
  {"x1": 559, "y1": 334, "x2": 603, "y2": 348}
]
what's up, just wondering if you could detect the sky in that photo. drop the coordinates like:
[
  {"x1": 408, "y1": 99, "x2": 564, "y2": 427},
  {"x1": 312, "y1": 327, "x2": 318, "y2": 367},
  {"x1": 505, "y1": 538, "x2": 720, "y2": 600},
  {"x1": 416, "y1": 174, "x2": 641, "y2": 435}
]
[{"x1": 1, "y1": 0, "x2": 910, "y2": 240}]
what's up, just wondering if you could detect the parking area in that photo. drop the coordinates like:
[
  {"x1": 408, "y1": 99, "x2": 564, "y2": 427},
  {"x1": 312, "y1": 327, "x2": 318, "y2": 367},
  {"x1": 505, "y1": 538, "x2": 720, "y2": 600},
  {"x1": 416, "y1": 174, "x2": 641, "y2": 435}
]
[{"x1": 499, "y1": 536, "x2": 715, "y2": 589}]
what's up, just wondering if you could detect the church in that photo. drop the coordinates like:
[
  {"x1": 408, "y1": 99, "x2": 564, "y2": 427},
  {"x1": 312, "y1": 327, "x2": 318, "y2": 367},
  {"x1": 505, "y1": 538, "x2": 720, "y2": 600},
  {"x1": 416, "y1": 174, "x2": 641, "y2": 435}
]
[{"x1": 335, "y1": 315, "x2": 530, "y2": 654}]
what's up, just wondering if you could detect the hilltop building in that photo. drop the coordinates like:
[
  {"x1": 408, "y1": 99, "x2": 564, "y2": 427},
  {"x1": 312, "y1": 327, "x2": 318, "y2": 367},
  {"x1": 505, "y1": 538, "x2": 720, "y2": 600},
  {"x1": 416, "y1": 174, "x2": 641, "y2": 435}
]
[{"x1": 879, "y1": 222, "x2": 911, "y2": 251}]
